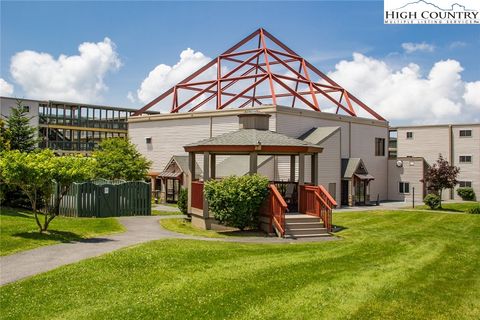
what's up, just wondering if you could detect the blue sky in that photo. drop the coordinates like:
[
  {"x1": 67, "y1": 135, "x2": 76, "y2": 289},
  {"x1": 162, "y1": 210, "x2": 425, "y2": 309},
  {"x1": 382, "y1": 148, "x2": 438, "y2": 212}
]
[{"x1": 1, "y1": 1, "x2": 479, "y2": 124}]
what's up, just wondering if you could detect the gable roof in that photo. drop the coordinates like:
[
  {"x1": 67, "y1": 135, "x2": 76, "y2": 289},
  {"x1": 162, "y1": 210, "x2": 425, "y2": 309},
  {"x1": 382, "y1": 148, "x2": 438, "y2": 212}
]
[
  {"x1": 299, "y1": 127, "x2": 340, "y2": 145},
  {"x1": 341, "y1": 158, "x2": 371, "y2": 179}
]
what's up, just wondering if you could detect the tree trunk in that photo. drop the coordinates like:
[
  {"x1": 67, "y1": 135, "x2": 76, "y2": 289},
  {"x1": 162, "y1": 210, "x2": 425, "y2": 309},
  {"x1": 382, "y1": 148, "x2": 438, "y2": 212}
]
[{"x1": 439, "y1": 189, "x2": 443, "y2": 208}]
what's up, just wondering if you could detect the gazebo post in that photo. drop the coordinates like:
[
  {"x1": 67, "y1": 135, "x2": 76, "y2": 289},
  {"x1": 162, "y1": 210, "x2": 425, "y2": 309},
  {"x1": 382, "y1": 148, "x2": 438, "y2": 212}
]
[
  {"x1": 290, "y1": 155, "x2": 296, "y2": 182},
  {"x1": 203, "y1": 152, "x2": 210, "y2": 219},
  {"x1": 188, "y1": 152, "x2": 196, "y2": 212},
  {"x1": 298, "y1": 153, "x2": 305, "y2": 186},
  {"x1": 210, "y1": 154, "x2": 216, "y2": 179},
  {"x1": 249, "y1": 152, "x2": 258, "y2": 174},
  {"x1": 311, "y1": 153, "x2": 318, "y2": 185}
]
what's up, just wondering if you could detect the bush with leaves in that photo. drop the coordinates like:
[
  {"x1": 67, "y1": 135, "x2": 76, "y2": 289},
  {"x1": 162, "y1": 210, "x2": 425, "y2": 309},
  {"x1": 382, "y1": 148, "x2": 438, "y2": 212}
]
[
  {"x1": 177, "y1": 188, "x2": 188, "y2": 215},
  {"x1": 0, "y1": 149, "x2": 95, "y2": 232},
  {"x1": 467, "y1": 206, "x2": 480, "y2": 214},
  {"x1": 423, "y1": 193, "x2": 441, "y2": 210},
  {"x1": 204, "y1": 174, "x2": 269, "y2": 230},
  {"x1": 456, "y1": 187, "x2": 476, "y2": 201},
  {"x1": 92, "y1": 138, "x2": 151, "y2": 181}
]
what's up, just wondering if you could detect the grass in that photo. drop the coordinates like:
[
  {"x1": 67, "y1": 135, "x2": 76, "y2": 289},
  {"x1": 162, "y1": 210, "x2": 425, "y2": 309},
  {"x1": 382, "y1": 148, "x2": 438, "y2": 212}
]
[
  {"x1": 151, "y1": 210, "x2": 182, "y2": 216},
  {"x1": 0, "y1": 207, "x2": 125, "y2": 256},
  {"x1": 160, "y1": 218, "x2": 265, "y2": 238},
  {"x1": 1, "y1": 210, "x2": 479, "y2": 319},
  {"x1": 414, "y1": 201, "x2": 479, "y2": 212}
]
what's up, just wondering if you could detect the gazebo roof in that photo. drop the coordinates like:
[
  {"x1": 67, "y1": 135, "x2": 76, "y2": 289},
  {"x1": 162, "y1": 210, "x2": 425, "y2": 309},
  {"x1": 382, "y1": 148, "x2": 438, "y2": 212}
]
[{"x1": 184, "y1": 129, "x2": 323, "y2": 154}]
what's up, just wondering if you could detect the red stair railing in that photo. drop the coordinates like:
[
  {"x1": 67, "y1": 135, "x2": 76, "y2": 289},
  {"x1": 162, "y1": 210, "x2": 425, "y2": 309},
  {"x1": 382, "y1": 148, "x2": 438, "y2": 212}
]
[
  {"x1": 261, "y1": 184, "x2": 288, "y2": 237},
  {"x1": 299, "y1": 185, "x2": 337, "y2": 232}
]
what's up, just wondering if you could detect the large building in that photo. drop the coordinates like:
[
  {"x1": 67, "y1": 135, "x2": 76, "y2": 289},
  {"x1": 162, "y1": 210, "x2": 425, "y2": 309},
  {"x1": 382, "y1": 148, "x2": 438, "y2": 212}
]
[
  {"x1": 129, "y1": 28, "x2": 479, "y2": 206},
  {"x1": 389, "y1": 124, "x2": 480, "y2": 202},
  {"x1": 1, "y1": 96, "x2": 157, "y2": 154}
]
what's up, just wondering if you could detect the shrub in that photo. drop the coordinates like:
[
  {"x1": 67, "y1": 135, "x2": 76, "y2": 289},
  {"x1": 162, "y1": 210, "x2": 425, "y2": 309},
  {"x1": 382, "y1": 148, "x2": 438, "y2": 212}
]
[
  {"x1": 456, "y1": 187, "x2": 476, "y2": 201},
  {"x1": 467, "y1": 206, "x2": 480, "y2": 214},
  {"x1": 177, "y1": 188, "x2": 188, "y2": 215},
  {"x1": 204, "y1": 174, "x2": 269, "y2": 230},
  {"x1": 424, "y1": 193, "x2": 441, "y2": 209}
]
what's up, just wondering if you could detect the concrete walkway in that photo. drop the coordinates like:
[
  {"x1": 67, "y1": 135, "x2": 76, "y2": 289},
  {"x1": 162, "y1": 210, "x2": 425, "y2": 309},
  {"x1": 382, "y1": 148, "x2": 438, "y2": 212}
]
[
  {"x1": 0, "y1": 215, "x2": 335, "y2": 286},
  {"x1": 152, "y1": 203, "x2": 181, "y2": 212}
]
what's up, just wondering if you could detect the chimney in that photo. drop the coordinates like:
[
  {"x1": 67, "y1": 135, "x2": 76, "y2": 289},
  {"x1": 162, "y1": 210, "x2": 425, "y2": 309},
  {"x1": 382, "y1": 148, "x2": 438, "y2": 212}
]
[{"x1": 238, "y1": 112, "x2": 271, "y2": 130}]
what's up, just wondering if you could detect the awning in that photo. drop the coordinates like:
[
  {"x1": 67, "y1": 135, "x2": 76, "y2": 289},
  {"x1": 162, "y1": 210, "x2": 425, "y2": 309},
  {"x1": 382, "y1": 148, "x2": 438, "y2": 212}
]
[
  {"x1": 354, "y1": 173, "x2": 375, "y2": 180},
  {"x1": 158, "y1": 171, "x2": 182, "y2": 179}
]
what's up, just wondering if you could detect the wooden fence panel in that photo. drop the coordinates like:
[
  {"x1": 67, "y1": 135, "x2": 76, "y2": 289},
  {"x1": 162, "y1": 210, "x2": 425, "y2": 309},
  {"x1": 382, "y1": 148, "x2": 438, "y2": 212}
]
[{"x1": 57, "y1": 180, "x2": 151, "y2": 217}]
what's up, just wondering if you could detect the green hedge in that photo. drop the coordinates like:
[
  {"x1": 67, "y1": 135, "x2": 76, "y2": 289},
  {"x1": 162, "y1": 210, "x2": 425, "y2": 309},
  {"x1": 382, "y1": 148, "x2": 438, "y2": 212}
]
[
  {"x1": 457, "y1": 187, "x2": 476, "y2": 201},
  {"x1": 177, "y1": 188, "x2": 188, "y2": 215},
  {"x1": 204, "y1": 174, "x2": 269, "y2": 230}
]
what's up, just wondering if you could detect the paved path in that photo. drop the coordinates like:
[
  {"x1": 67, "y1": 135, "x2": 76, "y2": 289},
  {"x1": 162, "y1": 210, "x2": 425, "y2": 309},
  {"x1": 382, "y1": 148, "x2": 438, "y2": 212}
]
[
  {"x1": 152, "y1": 204, "x2": 181, "y2": 212},
  {"x1": 0, "y1": 216, "x2": 335, "y2": 286}
]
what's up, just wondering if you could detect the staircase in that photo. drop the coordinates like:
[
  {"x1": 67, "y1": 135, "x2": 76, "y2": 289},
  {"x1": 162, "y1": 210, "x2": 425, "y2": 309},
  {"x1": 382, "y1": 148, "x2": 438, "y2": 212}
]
[{"x1": 284, "y1": 213, "x2": 330, "y2": 239}]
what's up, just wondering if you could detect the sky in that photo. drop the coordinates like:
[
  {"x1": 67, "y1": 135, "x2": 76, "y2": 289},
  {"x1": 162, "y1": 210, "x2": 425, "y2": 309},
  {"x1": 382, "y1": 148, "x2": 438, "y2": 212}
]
[{"x1": 1, "y1": 0, "x2": 479, "y2": 125}]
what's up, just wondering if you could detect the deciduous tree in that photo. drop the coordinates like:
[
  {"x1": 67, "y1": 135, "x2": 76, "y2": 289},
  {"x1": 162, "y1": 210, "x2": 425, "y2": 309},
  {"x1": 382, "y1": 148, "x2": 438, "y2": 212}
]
[
  {"x1": 92, "y1": 138, "x2": 151, "y2": 181},
  {"x1": 423, "y1": 155, "x2": 460, "y2": 208},
  {"x1": 0, "y1": 150, "x2": 95, "y2": 232}
]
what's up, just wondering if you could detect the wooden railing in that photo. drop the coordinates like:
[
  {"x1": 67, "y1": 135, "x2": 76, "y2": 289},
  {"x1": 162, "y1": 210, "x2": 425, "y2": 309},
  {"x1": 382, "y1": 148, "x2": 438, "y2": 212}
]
[
  {"x1": 299, "y1": 185, "x2": 337, "y2": 232},
  {"x1": 191, "y1": 180, "x2": 204, "y2": 210},
  {"x1": 261, "y1": 184, "x2": 288, "y2": 237}
]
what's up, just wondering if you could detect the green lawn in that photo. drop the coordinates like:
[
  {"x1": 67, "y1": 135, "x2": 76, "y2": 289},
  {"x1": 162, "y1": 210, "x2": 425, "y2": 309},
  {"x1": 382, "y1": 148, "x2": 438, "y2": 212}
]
[
  {"x1": 1, "y1": 210, "x2": 479, "y2": 319},
  {"x1": 0, "y1": 207, "x2": 125, "y2": 256},
  {"x1": 160, "y1": 218, "x2": 266, "y2": 238},
  {"x1": 151, "y1": 209, "x2": 182, "y2": 216},
  {"x1": 414, "y1": 201, "x2": 479, "y2": 212}
]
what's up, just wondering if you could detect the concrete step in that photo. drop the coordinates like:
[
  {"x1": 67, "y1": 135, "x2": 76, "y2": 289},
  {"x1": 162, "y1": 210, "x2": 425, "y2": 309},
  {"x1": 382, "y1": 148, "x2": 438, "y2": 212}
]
[
  {"x1": 284, "y1": 233, "x2": 331, "y2": 239},
  {"x1": 285, "y1": 227, "x2": 329, "y2": 235},
  {"x1": 285, "y1": 221, "x2": 325, "y2": 229},
  {"x1": 285, "y1": 214, "x2": 321, "y2": 223}
]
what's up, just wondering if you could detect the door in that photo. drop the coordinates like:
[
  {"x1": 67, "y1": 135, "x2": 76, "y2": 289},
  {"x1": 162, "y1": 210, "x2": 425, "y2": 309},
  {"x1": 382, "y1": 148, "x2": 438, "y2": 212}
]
[
  {"x1": 341, "y1": 180, "x2": 349, "y2": 206},
  {"x1": 97, "y1": 184, "x2": 117, "y2": 216},
  {"x1": 355, "y1": 180, "x2": 366, "y2": 205}
]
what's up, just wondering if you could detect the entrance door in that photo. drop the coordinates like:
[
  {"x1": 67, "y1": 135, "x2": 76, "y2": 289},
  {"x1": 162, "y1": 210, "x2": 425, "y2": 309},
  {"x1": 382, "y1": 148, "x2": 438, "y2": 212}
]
[
  {"x1": 355, "y1": 180, "x2": 366, "y2": 205},
  {"x1": 341, "y1": 180, "x2": 349, "y2": 206}
]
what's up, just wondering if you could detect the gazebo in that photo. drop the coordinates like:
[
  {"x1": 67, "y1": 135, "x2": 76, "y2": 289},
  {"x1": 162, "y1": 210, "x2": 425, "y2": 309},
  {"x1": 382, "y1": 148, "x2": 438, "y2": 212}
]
[{"x1": 183, "y1": 112, "x2": 336, "y2": 237}]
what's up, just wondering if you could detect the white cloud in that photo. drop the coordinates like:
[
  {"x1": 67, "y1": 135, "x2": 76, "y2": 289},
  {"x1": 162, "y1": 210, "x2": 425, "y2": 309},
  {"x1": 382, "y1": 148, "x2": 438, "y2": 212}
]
[
  {"x1": 126, "y1": 91, "x2": 136, "y2": 103},
  {"x1": 10, "y1": 37, "x2": 121, "y2": 103},
  {"x1": 0, "y1": 78, "x2": 14, "y2": 96},
  {"x1": 449, "y1": 41, "x2": 467, "y2": 49},
  {"x1": 327, "y1": 53, "x2": 480, "y2": 123},
  {"x1": 463, "y1": 81, "x2": 480, "y2": 109},
  {"x1": 401, "y1": 42, "x2": 435, "y2": 54},
  {"x1": 136, "y1": 48, "x2": 212, "y2": 106}
]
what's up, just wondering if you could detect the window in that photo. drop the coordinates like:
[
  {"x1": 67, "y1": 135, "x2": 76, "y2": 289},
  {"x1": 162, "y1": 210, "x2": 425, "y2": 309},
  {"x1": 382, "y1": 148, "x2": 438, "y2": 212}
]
[
  {"x1": 459, "y1": 130, "x2": 472, "y2": 137},
  {"x1": 459, "y1": 155, "x2": 472, "y2": 163},
  {"x1": 406, "y1": 131, "x2": 413, "y2": 139},
  {"x1": 458, "y1": 181, "x2": 472, "y2": 188},
  {"x1": 23, "y1": 105, "x2": 30, "y2": 113},
  {"x1": 399, "y1": 182, "x2": 410, "y2": 194},
  {"x1": 375, "y1": 138, "x2": 385, "y2": 156},
  {"x1": 145, "y1": 137, "x2": 152, "y2": 144}
]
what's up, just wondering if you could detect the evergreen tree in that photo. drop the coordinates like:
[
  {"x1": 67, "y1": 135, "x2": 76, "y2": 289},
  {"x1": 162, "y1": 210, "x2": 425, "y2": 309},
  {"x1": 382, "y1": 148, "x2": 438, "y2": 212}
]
[
  {"x1": 0, "y1": 118, "x2": 11, "y2": 152},
  {"x1": 4, "y1": 100, "x2": 38, "y2": 152}
]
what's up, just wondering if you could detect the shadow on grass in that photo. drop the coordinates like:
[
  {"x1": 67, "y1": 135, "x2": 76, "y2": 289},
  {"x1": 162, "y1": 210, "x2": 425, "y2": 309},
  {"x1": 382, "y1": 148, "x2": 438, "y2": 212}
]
[
  {"x1": 12, "y1": 230, "x2": 86, "y2": 243},
  {"x1": 0, "y1": 208, "x2": 33, "y2": 219},
  {"x1": 218, "y1": 230, "x2": 268, "y2": 238},
  {"x1": 332, "y1": 225, "x2": 348, "y2": 233}
]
